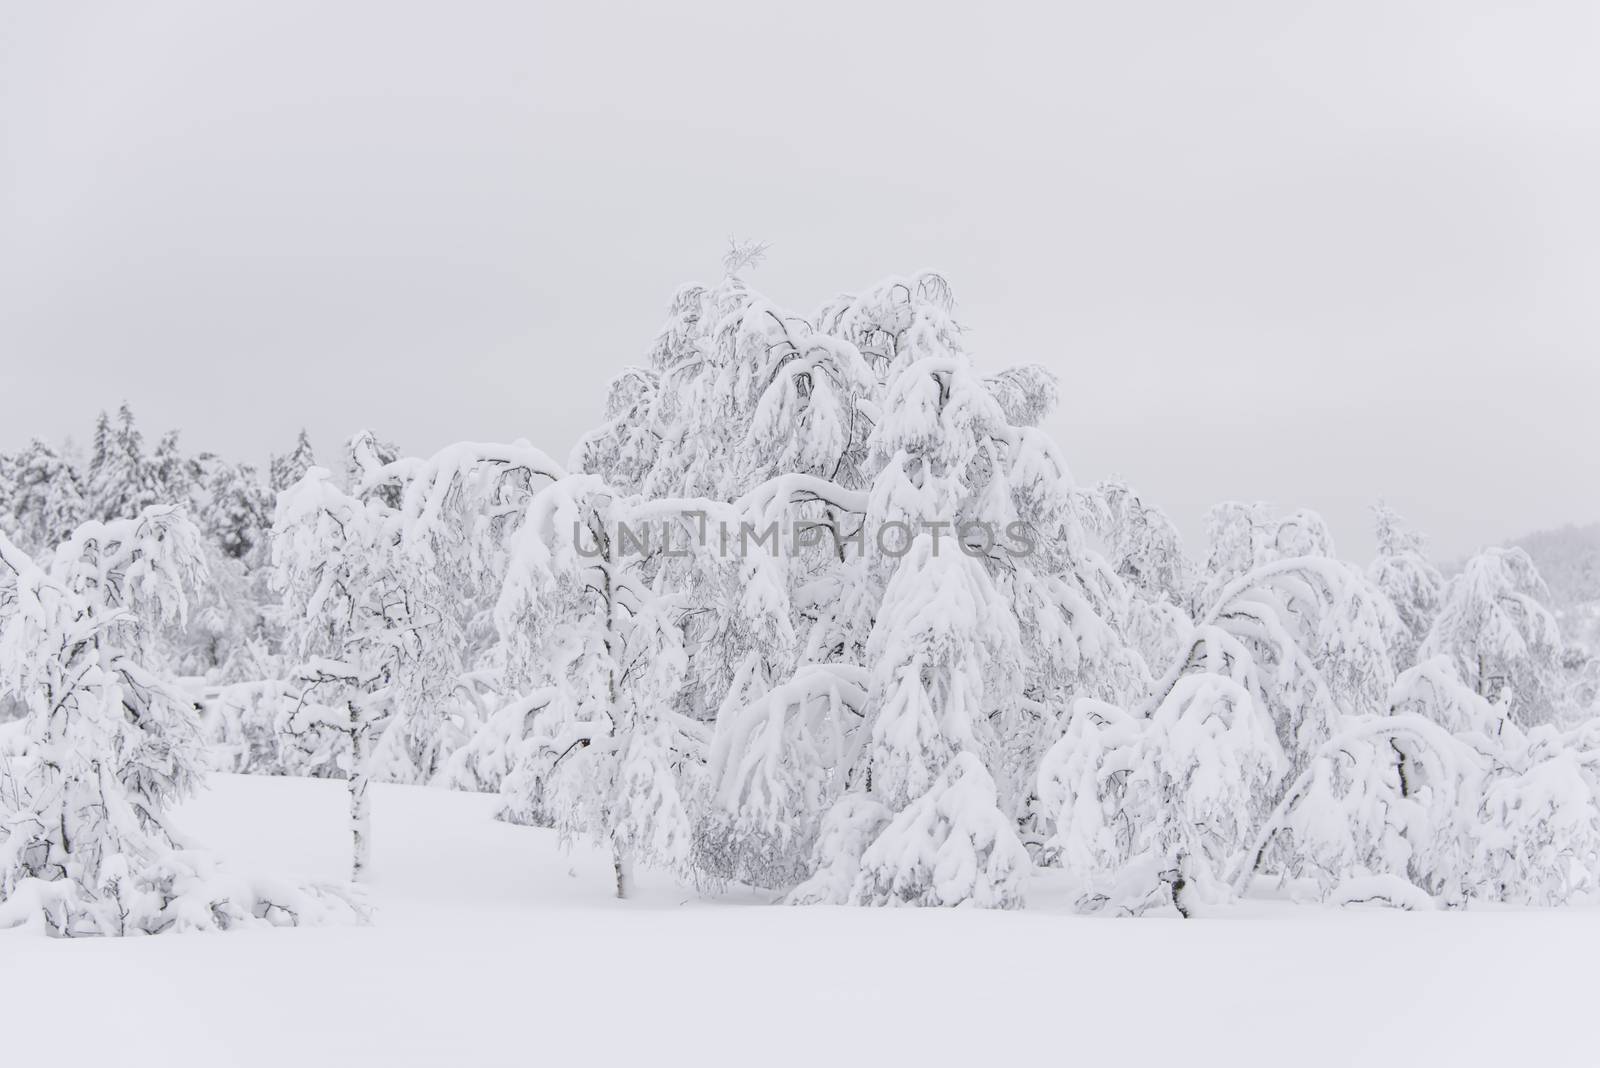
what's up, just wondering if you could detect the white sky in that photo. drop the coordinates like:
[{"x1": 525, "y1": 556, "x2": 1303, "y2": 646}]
[{"x1": 3, "y1": 0, "x2": 1598, "y2": 560}]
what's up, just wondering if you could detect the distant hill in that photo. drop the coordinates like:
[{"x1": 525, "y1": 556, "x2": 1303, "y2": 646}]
[
  {"x1": 1511, "y1": 523, "x2": 1600, "y2": 607},
  {"x1": 1506, "y1": 522, "x2": 1600, "y2": 653}
]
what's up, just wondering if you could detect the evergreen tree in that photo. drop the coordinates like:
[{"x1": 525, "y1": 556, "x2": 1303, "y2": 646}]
[
  {"x1": 202, "y1": 460, "x2": 273, "y2": 562},
  {"x1": 86, "y1": 403, "x2": 160, "y2": 521},
  {"x1": 151, "y1": 429, "x2": 201, "y2": 507},
  {"x1": 87, "y1": 411, "x2": 112, "y2": 483},
  {"x1": 270, "y1": 429, "x2": 318, "y2": 494},
  {"x1": 1, "y1": 439, "x2": 87, "y2": 552}
]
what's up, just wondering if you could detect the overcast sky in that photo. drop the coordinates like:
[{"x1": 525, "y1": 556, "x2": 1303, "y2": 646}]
[{"x1": 3, "y1": 0, "x2": 1597, "y2": 560}]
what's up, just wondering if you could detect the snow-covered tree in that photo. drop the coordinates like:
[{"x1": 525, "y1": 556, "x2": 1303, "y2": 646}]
[
  {"x1": 151, "y1": 429, "x2": 200, "y2": 507},
  {"x1": 492, "y1": 469, "x2": 797, "y2": 897},
  {"x1": 1196, "y1": 503, "x2": 1338, "y2": 609},
  {"x1": 202, "y1": 460, "x2": 273, "y2": 562},
  {"x1": 1, "y1": 439, "x2": 87, "y2": 552},
  {"x1": 699, "y1": 661, "x2": 870, "y2": 888},
  {"x1": 274, "y1": 438, "x2": 579, "y2": 875},
  {"x1": 0, "y1": 509, "x2": 355, "y2": 933},
  {"x1": 1083, "y1": 480, "x2": 1191, "y2": 604},
  {"x1": 1039, "y1": 540, "x2": 1411, "y2": 912},
  {"x1": 848, "y1": 751, "x2": 1031, "y2": 908},
  {"x1": 272, "y1": 467, "x2": 458, "y2": 877},
  {"x1": 1196, "y1": 501, "x2": 1274, "y2": 605},
  {"x1": 1080, "y1": 479, "x2": 1193, "y2": 676},
  {"x1": 86, "y1": 404, "x2": 161, "y2": 522},
  {"x1": 270, "y1": 429, "x2": 318, "y2": 493},
  {"x1": 494, "y1": 478, "x2": 692, "y2": 896},
  {"x1": 1473, "y1": 727, "x2": 1600, "y2": 905},
  {"x1": 1368, "y1": 501, "x2": 1444, "y2": 670},
  {"x1": 0, "y1": 453, "x2": 12, "y2": 532},
  {"x1": 165, "y1": 539, "x2": 276, "y2": 680},
  {"x1": 1040, "y1": 676, "x2": 1284, "y2": 916},
  {"x1": 197, "y1": 678, "x2": 299, "y2": 775},
  {"x1": 5, "y1": 256, "x2": 1594, "y2": 919},
  {"x1": 346, "y1": 429, "x2": 404, "y2": 509},
  {"x1": 603, "y1": 267, "x2": 1149, "y2": 906},
  {"x1": 1272, "y1": 508, "x2": 1336, "y2": 560},
  {"x1": 790, "y1": 537, "x2": 1031, "y2": 908},
  {"x1": 1390, "y1": 655, "x2": 1508, "y2": 739},
  {"x1": 1242, "y1": 659, "x2": 1600, "y2": 908},
  {"x1": 1248, "y1": 715, "x2": 1481, "y2": 905},
  {"x1": 1164, "y1": 556, "x2": 1402, "y2": 781},
  {"x1": 1422, "y1": 547, "x2": 1564, "y2": 725},
  {"x1": 363, "y1": 438, "x2": 591, "y2": 777}
]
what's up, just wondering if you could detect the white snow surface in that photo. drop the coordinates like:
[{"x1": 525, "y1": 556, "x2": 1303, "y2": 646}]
[{"x1": 3, "y1": 774, "x2": 1594, "y2": 1067}]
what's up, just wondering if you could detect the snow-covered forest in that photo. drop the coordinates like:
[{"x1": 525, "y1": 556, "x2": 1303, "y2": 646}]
[{"x1": 5, "y1": 261, "x2": 1598, "y2": 937}]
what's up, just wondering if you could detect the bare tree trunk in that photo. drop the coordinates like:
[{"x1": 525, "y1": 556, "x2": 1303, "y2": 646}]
[
  {"x1": 599, "y1": 512, "x2": 630, "y2": 905},
  {"x1": 349, "y1": 699, "x2": 371, "y2": 881},
  {"x1": 1168, "y1": 850, "x2": 1193, "y2": 919},
  {"x1": 613, "y1": 842, "x2": 632, "y2": 900}
]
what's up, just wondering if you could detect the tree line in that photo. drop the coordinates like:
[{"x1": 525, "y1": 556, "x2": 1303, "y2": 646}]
[{"x1": 3, "y1": 260, "x2": 1598, "y2": 934}]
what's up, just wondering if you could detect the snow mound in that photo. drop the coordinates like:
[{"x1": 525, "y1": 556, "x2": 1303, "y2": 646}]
[{"x1": 1331, "y1": 874, "x2": 1437, "y2": 911}]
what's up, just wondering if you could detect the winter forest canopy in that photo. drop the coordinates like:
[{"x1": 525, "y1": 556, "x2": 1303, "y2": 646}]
[{"x1": 3, "y1": 258, "x2": 1600, "y2": 936}]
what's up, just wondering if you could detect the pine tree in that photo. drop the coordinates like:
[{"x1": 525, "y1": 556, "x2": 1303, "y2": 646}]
[
  {"x1": 87, "y1": 411, "x2": 112, "y2": 483},
  {"x1": 270, "y1": 429, "x2": 318, "y2": 494},
  {"x1": 1, "y1": 439, "x2": 87, "y2": 552},
  {"x1": 151, "y1": 429, "x2": 200, "y2": 507},
  {"x1": 86, "y1": 403, "x2": 160, "y2": 521},
  {"x1": 202, "y1": 460, "x2": 272, "y2": 562}
]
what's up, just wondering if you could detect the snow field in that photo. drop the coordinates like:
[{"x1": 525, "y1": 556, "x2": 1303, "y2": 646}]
[{"x1": 4, "y1": 773, "x2": 1592, "y2": 1068}]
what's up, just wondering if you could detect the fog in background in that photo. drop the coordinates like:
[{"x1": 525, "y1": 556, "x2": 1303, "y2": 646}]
[{"x1": 4, "y1": 0, "x2": 1598, "y2": 561}]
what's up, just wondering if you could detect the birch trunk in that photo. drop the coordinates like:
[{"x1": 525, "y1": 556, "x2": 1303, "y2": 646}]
[
  {"x1": 613, "y1": 842, "x2": 633, "y2": 900},
  {"x1": 349, "y1": 697, "x2": 371, "y2": 881}
]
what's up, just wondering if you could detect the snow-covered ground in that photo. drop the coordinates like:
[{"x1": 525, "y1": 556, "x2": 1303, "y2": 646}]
[{"x1": 3, "y1": 774, "x2": 1593, "y2": 1067}]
